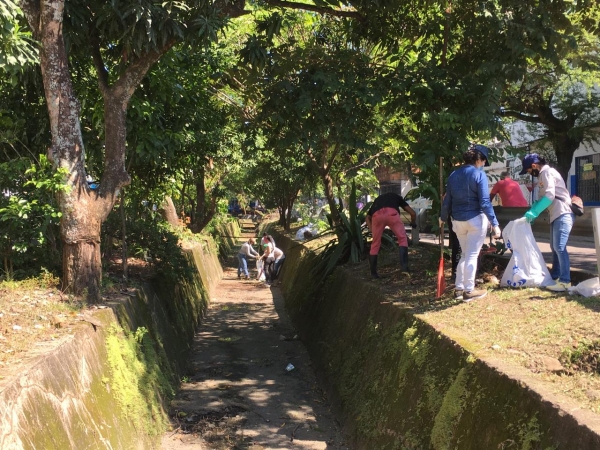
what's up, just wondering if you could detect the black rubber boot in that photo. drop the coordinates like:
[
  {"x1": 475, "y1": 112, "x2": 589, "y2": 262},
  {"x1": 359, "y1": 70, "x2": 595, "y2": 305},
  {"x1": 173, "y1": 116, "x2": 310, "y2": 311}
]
[
  {"x1": 369, "y1": 255, "x2": 380, "y2": 279},
  {"x1": 399, "y1": 246, "x2": 410, "y2": 273}
]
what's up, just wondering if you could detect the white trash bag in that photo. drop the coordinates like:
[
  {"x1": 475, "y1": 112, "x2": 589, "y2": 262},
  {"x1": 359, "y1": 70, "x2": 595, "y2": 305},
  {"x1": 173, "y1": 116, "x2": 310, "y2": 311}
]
[
  {"x1": 500, "y1": 218, "x2": 554, "y2": 288},
  {"x1": 256, "y1": 260, "x2": 266, "y2": 281},
  {"x1": 295, "y1": 224, "x2": 318, "y2": 240},
  {"x1": 568, "y1": 277, "x2": 600, "y2": 297}
]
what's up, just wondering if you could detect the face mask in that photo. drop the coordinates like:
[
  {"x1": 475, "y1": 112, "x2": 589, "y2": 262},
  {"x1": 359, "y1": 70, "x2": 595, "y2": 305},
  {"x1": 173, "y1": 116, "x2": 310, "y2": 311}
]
[{"x1": 531, "y1": 169, "x2": 540, "y2": 177}]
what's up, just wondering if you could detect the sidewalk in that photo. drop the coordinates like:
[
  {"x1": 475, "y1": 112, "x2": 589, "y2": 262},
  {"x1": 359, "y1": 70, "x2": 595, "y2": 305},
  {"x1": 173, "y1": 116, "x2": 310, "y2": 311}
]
[{"x1": 417, "y1": 232, "x2": 599, "y2": 276}]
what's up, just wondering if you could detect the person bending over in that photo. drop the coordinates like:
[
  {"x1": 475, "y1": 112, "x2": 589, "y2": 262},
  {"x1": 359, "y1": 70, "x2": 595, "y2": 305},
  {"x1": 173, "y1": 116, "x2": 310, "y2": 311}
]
[
  {"x1": 490, "y1": 171, "x2": 528, "y2": 207},
  {"x1": 238, "y1": 238, "x2": 259, "y2": 279},
  {"x1": 520, "y1": 153, "x2": 574, "y2": 292},
  {"x1": 365, "y1": 192, "x2": 417, "y2": 279}
]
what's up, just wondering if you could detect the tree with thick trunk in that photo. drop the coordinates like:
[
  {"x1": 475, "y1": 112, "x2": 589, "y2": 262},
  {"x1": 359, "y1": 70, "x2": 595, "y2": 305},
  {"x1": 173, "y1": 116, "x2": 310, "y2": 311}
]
[
  {"x1": 500, "y1": 106, "x2": 589, "y2": 182},
  {"x1": 20, "y1": 0, "x2": 174, "y2": 300},
  {"x1": 16, "y1": 0, "x2": 364, "y2": 300}
]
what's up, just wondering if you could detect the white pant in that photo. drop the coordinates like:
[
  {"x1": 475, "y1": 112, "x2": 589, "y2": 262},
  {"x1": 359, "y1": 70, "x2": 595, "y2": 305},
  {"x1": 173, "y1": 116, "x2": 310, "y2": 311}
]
[{"x1": 452, "y1": 214, "x2": 489, "y2": 291}]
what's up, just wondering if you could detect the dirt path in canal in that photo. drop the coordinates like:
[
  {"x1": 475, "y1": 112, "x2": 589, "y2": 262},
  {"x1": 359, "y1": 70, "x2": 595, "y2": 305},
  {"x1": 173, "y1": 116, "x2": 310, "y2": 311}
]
[{"x1": 161, "y1": 242, "x2": 349, "y2": 450}]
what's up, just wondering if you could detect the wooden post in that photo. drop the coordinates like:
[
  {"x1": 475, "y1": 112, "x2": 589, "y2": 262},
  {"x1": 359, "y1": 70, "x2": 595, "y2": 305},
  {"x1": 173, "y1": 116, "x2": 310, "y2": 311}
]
[{"x1": 412, "y1": 225, "x2": 420, "y2": 245}]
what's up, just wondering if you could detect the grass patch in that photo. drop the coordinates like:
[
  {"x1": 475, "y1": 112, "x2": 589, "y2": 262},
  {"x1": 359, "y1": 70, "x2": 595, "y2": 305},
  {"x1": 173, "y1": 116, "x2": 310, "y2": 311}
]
[
  {"x1": 0, "y1": 273, "x2": 85, "y2": 370},
  {"x1": 279, "y1": 225, "x2": 600, "y2": 416}
]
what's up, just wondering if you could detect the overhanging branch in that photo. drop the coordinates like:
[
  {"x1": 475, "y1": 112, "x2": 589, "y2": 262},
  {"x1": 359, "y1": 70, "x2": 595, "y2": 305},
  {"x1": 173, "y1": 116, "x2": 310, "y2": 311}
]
[
  {"x1": 265, "y1": 0, "x2": 361, "y2": 19},
  {"x1": 498, "y1": 110, "x2": 543, "y2": 125}
]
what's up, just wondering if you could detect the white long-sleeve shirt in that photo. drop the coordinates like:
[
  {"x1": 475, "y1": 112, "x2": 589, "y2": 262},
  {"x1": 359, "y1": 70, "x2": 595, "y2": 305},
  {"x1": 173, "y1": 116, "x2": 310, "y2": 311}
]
[
  {"x1": 537, "y1": 165, "x2": 572, "y2": 222},
  {"x1": 239, "y1": 242, "x2": 259, "y2": 257},
  {"x1": 265, "y1": 245, "x2": 284, "y2": 262}
]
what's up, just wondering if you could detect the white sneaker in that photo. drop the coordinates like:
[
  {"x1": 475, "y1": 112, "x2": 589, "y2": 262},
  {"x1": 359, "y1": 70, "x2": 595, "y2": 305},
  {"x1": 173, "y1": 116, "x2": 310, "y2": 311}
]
[{"x1": 546, "y1": 281, "x2": 571, "y2": 292}]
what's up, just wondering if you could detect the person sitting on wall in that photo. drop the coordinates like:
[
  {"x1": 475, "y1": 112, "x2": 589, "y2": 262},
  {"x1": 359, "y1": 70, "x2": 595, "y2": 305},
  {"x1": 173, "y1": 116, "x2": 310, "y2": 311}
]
[
  {"x1": 490, "y1": 171, "x2": 529, "y2": 207},
  {"x1": 365, "y1": 192, "x2": 417, "y2": 279}
]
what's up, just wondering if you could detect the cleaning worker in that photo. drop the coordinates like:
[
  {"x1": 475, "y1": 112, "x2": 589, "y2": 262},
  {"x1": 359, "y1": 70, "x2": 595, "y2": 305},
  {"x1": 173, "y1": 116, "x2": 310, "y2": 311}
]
[
  {"x1": 440, "y1": 144, "x2": 501, "y2": 301},
  {"x1": 238, "y1": 238, "x2": 259, "y2": 280},
  {"x1": 365, "y1": 192, "x2": 417, "y2": 279},
  {"x1": 519, "y1": 153, "x2": 574, "y2": 292}
]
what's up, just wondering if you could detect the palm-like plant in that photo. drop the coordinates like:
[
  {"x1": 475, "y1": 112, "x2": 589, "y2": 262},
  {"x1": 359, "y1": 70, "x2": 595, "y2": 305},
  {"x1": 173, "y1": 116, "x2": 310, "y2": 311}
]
[{"x1": 311, "y1": 181, "x2": 395, "y2": 282}]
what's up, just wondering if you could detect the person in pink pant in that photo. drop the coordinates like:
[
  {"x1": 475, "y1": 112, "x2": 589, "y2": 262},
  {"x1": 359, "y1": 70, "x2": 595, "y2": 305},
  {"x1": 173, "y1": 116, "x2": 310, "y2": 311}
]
[{"x1": 365, "y1": 192, "x2": 417, "y2": 278}]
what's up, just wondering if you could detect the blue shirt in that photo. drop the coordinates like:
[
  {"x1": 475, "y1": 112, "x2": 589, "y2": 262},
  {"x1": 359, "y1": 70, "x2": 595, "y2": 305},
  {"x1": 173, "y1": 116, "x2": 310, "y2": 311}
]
[{"x1": 440, "y1": 165, "x2": 498, "y2": 226}]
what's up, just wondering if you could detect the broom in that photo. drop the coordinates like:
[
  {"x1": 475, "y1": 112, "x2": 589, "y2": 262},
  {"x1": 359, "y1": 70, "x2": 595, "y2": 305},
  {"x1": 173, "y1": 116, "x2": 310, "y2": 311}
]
[{"x1": 436, "y1": 156, "x2": 446, "y2": 298}]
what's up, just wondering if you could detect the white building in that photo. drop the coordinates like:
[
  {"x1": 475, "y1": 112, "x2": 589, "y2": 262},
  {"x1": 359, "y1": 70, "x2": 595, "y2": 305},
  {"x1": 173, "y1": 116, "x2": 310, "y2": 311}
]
[{"x1": 487, "y1": 120, "x2": 600, "y2": 206}]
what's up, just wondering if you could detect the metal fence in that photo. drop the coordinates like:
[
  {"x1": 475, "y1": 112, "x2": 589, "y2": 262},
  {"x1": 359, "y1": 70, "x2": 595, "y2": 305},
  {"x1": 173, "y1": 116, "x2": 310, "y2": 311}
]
[{"x1": 575, "y1": 154, "x2": 600, "y2": 203}]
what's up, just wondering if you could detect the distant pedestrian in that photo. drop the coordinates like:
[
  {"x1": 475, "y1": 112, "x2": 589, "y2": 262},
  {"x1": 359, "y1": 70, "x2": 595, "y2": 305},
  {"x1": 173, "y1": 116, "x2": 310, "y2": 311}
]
[
  {"x1": 238, "y1": 238, "x2": 259, "y2": 280},
  {"x1": 440, "y1": 144, "x2": 501, "y2": 302},
  {"x1": 365, "y1": 192, "x2": 417, "y2": 279},
  {"x1": 520, "y1": 153, "x2": 574, "y2": 292},
  {"x1": 490, "y1": 171, "x2": 528, "y2": 207}
]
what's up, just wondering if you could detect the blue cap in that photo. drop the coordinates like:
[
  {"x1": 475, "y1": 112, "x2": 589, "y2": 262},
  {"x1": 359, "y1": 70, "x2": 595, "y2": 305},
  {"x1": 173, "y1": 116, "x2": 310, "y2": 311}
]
[
  {"x1": 471, "y1": 144, "x2": 491, "y2": 167},
  {"x1": 519, "y1": 153, "x2": 541, "y2": 175}
]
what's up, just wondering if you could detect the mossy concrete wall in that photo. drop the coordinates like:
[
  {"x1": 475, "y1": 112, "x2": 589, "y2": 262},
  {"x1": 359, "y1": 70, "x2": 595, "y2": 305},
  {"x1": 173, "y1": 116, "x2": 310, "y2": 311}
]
[
  {"x1": 274, "y1": 232, "x2": 600, "y2": 449},
  {"x1": 0, "y1": 238, "x2": 224, "y2": 450}
]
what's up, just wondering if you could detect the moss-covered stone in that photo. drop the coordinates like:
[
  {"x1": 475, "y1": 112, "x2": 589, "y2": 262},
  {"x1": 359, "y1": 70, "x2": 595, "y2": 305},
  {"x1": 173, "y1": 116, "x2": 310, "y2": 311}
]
[
  {"x1": 0, "y1": 241, "x2": 221, "y2": 449},
  {"x1": 273, "y1": 231, "x2": 600, "y2": 450}
]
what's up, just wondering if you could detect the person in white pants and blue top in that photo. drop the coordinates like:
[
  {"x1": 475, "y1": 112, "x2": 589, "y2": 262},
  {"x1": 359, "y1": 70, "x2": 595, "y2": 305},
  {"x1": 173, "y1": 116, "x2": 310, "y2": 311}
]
[{"x1": 440, "y1": 144, "x2": 501, "y2": 302}]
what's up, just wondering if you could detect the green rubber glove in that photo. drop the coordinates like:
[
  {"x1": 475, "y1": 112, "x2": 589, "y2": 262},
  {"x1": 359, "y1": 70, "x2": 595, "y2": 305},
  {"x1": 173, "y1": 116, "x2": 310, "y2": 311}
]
[{"x1": 524, "y1": 196, "x2": 552, "y2": 223}]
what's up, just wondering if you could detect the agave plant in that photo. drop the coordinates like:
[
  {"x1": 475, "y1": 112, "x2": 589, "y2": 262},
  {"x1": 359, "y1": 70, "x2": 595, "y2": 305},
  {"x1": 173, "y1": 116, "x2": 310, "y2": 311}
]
[{"x1": 311, "y1": 181, "x2": 395, "y2": 282}]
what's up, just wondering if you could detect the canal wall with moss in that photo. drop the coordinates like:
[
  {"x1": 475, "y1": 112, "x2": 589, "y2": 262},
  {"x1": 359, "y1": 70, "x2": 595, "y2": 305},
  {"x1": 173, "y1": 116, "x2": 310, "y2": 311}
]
[
  {"x1": 274, "y1": 231, "x2": 600, "y2": 449},
  {"x1": 0, "y1": 223, "x2": 237, "y2": 449}
]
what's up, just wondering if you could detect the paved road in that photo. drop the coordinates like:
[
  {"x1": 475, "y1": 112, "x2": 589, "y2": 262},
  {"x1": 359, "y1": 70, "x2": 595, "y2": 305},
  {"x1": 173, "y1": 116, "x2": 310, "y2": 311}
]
[
  {"x1": 161, "y1": 237, "x2": 348, "y2": 450},
  {"x1": 418, "y1": 232, "x2": 599, "y2": 276}
]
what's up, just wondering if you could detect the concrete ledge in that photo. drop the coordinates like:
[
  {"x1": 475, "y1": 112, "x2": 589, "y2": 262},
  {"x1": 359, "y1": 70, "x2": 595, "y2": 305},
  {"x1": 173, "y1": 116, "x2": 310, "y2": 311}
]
[
  {"x1": 0, "y1": 241, "x2": 223, "y2": 449},
  {"x1": 494, "y1": 206, "x2": 595, "y2": 238},
  {"x1": 274, "y1": 232, "x2": 600, "y2": 449}
]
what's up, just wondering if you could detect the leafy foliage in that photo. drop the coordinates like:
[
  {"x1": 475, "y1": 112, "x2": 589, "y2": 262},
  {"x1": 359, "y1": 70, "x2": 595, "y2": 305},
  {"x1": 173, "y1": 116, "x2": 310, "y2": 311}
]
[
  {"x1": 0, "y1": 155, "x2": 66, "y2": 279},
  {"x1": 102, "y1": 197, "x2": 194, "y2": 285},
  {"x1": 0, "y1": 1, "x2": 38, "y2": 83}
]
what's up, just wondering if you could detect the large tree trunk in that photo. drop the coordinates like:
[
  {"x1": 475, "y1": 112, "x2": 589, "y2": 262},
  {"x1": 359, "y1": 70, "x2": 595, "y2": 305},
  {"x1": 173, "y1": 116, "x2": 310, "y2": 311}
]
[
  {"x1": 277, "y1": 201, "x2": 287, "y2": 229},
  {"x1": 159, "y1": 196, "x2": 181, "y2": 228},
  {"x1": 62, "y1": 223, "x2": 102, "y2": 299},
  {"x1": 285, "y1": 199, "x2": 293, "y2": 231},
  {"x1": 550, "y1": 131, "x2": 582, "y2": 183},
  {"x1": 21, "y1": 0, "x2": 106, "y2": 301},
  {"x1": 321, "y1": 171, "x2": 341, "y2": 229},
  {"x1": 305, "y1": 142, "x2": 341, "y2": 229},
  {"x1": 192, "y1": 165, "x2": 206, "y2": 232},
  {"x1": 21, "y1": 0, "x2": 166, "y2": 302}
]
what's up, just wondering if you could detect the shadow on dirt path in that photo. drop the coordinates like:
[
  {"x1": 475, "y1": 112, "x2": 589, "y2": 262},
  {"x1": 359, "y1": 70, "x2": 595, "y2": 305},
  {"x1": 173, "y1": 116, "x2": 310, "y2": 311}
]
[{"x1": 161, "y1": 243, "x2": 349, "y2": 450}]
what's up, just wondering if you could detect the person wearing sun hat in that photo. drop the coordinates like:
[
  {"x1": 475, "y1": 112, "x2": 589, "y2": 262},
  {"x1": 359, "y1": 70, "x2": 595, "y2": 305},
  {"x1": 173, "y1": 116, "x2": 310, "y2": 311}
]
[
  {"x1": 440, "y1": 144, "x2": 501, "y2": 302},
  {"x1": 519, "y1": 153, "x2": 574, "y2": 292}
]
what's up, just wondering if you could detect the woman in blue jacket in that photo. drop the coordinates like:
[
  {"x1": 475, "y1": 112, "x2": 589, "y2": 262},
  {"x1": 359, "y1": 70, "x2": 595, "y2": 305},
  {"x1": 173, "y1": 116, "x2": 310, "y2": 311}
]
[{"x1": 440, "y1": 144, "x2": 501, "y2": 302}]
